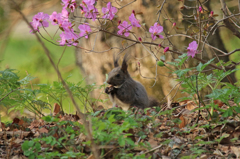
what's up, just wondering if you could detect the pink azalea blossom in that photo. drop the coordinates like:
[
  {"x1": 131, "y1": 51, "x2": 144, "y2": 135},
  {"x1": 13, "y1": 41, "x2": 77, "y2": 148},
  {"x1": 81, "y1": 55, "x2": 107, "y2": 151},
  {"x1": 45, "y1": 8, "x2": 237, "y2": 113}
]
[
  {"x1": 60, "y1": 20, "x2": 73, "y2": 32},
  {"x1": 69, "y1": 2, "x2": 77, "y2": 12},
  {"x1": 59, "y1": 31, "x2": 79, "y2": 46},
  {"x1": 83, "y1": 0, "x2": 96, "y2": 5},
  {"x1": 117, "y1": 21, "x2": 132, "y2": 37},
  {"x1": 80, "y1": 3, "x2": 98, "y2": 21},
  {"x1": 187, "y1": 41, "x2": 198, "y2": 58},
  {"x1": 129, "y1": 13, "x2": 141, "y2": 27},
  {"x1": 78, "y1": 24, "x2": 92, "y2": 38},
  {"x1": 30, "y1": 12, "x2": 49, "y2": 33},
  {"x1": 149, "y1": 22, "x2": 164, "y2": 40},
  {"x1": 102, "y1": 2, "x2": 117, "y2": 20},
  {"x1": 62, "y1": 0, "x2": 69, "y2": 8},
  {"x1": 62, "y1": 0, "x2": 76, "y2": 12},
  {"x1": 49, "y1": 12, "x2": 63, "y2": 25},
  {"x1": 62, "y1": 8, "x2": 69, "y2": 19},
  {"x1": 29, "y1": 21, "x2": 40, "y2": 33}
]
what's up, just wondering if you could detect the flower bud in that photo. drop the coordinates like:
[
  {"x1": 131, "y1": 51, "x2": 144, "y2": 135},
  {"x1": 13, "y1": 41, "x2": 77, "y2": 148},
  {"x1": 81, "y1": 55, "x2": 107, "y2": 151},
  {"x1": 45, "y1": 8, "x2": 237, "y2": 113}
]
[
  {"x1": 210, "y1": 11, "x2": 214, "y2": 17},
  {"x1": 164, "y1": 47, "x2": 169, "y2": 54},
  {"x1": 172, "y1": 22, "x2": 176, "y2": 27},
  {"x1": 157, "y1": 61, "x2": 165, "y2": 67},
  {"x1": 132, "y1": 10, "x2": 135, "y2": 15},
  {"x1": 158, "y1": 44, "x2": 161, "y2": 48},
  {"x1": 118, "y1": 20, "x2": 121, "y2": 25},
  {"x1": 137, "y1": 62, "x2": 140, "y2": 67},
  {"x1": 138, "y1": 37, "x2": 142, "y2": 42}
]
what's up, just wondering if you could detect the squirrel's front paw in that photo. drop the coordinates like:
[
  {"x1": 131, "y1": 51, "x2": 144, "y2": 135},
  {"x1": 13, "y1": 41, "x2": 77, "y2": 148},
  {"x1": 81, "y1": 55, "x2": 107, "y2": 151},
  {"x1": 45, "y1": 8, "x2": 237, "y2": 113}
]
[{"x1": 105, "y1": 85, "x2": 114, "y2": 94}]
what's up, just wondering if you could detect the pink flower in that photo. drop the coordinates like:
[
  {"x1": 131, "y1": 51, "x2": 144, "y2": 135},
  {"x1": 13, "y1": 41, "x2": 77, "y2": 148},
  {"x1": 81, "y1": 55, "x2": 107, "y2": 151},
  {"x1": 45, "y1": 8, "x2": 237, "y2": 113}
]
[
  {"x1": 61, "y1": 20, "x2": 73, "y2": 32},
  {"x1": 187, "y1": 41, "x2": 198, "y2": 58},
  {"x1": 129, "y1": 13, "x2": 141, "y2": 27},
  {"x1": 78, "y1": 23, "x2": 91, "y2": 38},
  {"x1": 30, "y1": 12, "x2": 49, "y2": 33},
  {"x1": 102, "y1": 2, "x2": 117, "y2": 20},
  {"x1": 164, "y1": 47, "x2": 169, "y2": 53},
  {"x1": 49, "y1": 12, "x2": 63, "y2": 25},
  {"x1": 62, "y1": 8, "x2": 69, "y2": 19},
  {"x1": 117, "y1": 21, "x2": 132, "y2": 37},
  {"x1": 80, "y1": 3, "x2": 98, "y2": 21},
  {"x1": 69, "y1": 2, "x2": 77, "y2": 12},
  {"x1": 59, "y1": 31, "x2": 79, "y2": 46},
  {"x1": 29, "y1": 21, "x2": 40, "y2": 33},
  {"x1": 149, "y1": 22, "x2": 164, "y2": 40},
  {"x1": 62, "y1": 0, "x2": 76, "y2": 12},
  {"x1": 198, "y1": 6, "x2": 203, "y2": 13},
  {"x1": 62, "y1": 0, "x2": 70, "y2": 9},
  {"x1": 83, "y1": 0, "x2": 96, "y2": 5}
]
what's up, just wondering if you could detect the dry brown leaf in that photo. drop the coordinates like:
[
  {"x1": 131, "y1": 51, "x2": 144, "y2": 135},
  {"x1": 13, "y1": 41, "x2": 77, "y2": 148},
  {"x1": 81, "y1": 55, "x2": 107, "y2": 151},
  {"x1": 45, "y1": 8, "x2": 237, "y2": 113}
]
[
  {"x1": 219, "y1": 144, "x2": 230, "y2": 154},
  {"x1": 87, "y1": 154, "x2": 95, "y2": 159},
  {"x1": 0, "y1": 131, "x2": 30, "y2": 138},
  {"x1": 0, "y1": 122, "x2": 5, "y2": 129},
  {"x1": 38, "y1": 127, "x2": 49, "y2": 134},
  {"x1": 179, "y1": 115, "x2": 187, "y2": 128},
  {"x1": 29, "y1": 119, "x2": 45, "y2": 129},
  {"x1": 231, "y1": 146, "x2": 240, "y2": 158},
  {"x1": 148, "y1": 132, "x2": 158, "y2": 148},
  {"x1": 53, "y1": 103, "x2": 61, "y2": 116},
  {"x1": 213, "y1": 149, "x2": 223, "y2": 156},
  {"x1": 214, "y1": 100, "x2": 224, "y2": 107},
  {"x1": 14, "y1": 138, "x2": 23, "y2": 144},
  {"x1": 18, "y1": 119, "x2": 24, "y2": 126},
  {"x1": 200, "y1": 154, "x2": 208, "y2": 159}
]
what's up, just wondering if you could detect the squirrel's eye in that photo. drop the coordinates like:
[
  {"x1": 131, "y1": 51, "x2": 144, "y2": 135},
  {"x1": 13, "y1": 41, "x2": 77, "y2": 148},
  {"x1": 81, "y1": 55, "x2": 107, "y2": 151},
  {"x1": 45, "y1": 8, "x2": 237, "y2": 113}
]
[{"x1": 116, "y1": 74, "x2": 120, "y2": 78}]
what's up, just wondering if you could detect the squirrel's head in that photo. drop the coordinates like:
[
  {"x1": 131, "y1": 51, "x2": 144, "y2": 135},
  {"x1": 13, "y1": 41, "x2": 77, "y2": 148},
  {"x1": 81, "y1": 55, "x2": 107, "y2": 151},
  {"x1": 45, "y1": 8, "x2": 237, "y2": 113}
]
[{"x1": 107, "y1": 53, "x2": 130, "y2": 86}]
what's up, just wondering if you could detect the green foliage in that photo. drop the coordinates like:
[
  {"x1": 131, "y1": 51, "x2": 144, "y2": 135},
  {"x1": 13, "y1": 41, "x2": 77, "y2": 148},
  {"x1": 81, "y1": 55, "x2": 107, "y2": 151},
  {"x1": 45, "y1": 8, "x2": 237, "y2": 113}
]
[
  {"x1": 167, "y1": 54, "x2": 240, "y2": 120},
  {"x1": 0, "y1": 68, "x2": 45, "y2": 115}
]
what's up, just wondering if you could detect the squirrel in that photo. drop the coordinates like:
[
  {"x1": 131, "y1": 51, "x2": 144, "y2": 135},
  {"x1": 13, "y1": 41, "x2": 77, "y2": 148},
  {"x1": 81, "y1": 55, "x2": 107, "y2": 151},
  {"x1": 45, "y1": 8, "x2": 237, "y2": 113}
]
[{"x1": 105, "y1": 53, "x2": 158, "y2": 110}]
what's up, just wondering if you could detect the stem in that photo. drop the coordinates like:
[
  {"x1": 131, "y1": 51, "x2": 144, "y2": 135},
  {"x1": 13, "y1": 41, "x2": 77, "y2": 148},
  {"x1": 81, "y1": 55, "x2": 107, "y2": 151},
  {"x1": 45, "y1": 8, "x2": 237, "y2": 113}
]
[{"x1": 11, "y1": 1, "x2": 100, "y2": 158}]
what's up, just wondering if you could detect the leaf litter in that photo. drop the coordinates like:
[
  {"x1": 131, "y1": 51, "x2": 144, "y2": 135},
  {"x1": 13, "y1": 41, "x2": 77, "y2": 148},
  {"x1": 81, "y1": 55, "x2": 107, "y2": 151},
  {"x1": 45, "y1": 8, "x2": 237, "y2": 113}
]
[{"x1": 0, "y1": 100, "x2": 240, "y2": 158}]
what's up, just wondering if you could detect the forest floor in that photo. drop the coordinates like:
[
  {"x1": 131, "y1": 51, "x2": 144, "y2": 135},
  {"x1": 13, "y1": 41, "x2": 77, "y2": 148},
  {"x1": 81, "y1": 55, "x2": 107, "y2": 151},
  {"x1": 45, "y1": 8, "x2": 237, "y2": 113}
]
[{"x1": 1, "y1": 99, "x2": 240, "y2": 159}]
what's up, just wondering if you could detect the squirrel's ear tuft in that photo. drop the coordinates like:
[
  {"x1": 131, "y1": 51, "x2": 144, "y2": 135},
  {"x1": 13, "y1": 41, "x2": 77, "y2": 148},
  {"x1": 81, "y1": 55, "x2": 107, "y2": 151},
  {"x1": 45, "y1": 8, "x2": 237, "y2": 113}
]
[
  {"x1": 113, "y1": 53, "x2": 120, "y2": 68},
  {"x1": 121, "y1": 53, "x2": 131, "y2": 73}
]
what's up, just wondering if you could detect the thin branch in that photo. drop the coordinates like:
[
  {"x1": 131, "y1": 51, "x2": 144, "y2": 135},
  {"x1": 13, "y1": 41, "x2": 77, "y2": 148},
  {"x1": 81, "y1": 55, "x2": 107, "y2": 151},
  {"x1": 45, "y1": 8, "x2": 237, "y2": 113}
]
[
  {"x1": 0, "y1": 87, "x2": 21, "y2": 102},
  {"x1": 11, "y1": 1, "x2": 100, "y2": 158}
]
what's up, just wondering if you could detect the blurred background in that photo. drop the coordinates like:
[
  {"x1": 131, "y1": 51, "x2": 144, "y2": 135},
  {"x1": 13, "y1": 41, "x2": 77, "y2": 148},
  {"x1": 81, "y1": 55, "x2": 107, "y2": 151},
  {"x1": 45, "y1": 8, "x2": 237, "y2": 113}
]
[{"x1": 0, "y1": 0, "x2": 240, "y2": 122}]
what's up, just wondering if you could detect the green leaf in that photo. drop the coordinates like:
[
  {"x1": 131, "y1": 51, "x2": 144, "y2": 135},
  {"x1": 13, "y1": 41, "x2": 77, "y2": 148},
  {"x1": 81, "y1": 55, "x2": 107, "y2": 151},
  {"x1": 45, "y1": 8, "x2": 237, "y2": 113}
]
[
  {"x1": 125, "y1": 138, "x2": 135, "y2": 146},
  {"x1": 28, "y1": 140, "x2": 35, "y2": 147},
  {"x1": 118, "y1": 135, "x2": 125, "y2": 146},
  {"x1": 234, "y1": 107, "x2": 240, "y2": 113},
  {"x1": 22, "y1": 141, "x2": 30, "y2": 151},
  {"x1": 222, "y1": 109, "x2": 233, "y2": 117},
  {"x1": 196, "y1": 58, "x2": 215, "y2": 72},
  {"x1": 19, "y1": 74, "x2": 36, "y2": 84}
]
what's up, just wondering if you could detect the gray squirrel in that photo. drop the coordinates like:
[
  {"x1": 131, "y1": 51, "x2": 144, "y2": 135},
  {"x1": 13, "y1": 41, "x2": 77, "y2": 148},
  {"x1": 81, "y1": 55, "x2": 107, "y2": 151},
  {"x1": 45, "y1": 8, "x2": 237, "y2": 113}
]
[{"x1": 105, "y1": 53, "x2": 158, "y2": 110}]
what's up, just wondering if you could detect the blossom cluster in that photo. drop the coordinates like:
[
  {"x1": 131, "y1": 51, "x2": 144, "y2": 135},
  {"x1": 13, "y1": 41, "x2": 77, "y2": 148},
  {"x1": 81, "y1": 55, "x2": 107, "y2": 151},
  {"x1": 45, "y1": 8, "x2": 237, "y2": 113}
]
[
  {"x1": 29, "y1": 0, "x2": 198, "y2": 57},
  {"x1": 29, "y1": 0, "x2": 118, "y2": 46}
]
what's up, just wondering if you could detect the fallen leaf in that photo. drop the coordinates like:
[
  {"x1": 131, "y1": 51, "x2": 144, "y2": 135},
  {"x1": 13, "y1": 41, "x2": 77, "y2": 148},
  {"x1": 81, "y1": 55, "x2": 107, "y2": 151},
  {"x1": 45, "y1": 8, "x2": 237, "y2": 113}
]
[
  {"x1": 231, "y1": 146, "x2": 240, "y2": 158},
  {"x1": 53, "y1": 103, "x2": 61, "y2": 115},
  {"x1": 179, "y1": 115, "x2": 187, "y2": 128}
]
